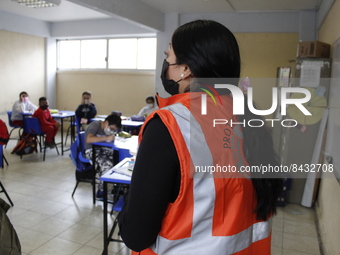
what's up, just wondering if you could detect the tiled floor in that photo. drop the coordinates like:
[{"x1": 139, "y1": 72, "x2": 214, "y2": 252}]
[
  {"x1": 272, "y1": 204, "x2": 322, "y2": 255},
  {"x1": 1, "y1": 133, "x2": 322, "y2": 255},
  {"x1": 1, "y1": 135, "x2": 129, "y2": 255}
]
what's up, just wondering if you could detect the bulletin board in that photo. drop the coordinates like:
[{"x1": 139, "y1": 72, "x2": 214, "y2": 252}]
[{"x1": 325, "y1": 37, "x2": 340, "y2": 183}]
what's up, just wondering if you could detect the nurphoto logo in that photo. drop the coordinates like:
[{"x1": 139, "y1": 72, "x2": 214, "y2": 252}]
[{"x1": 197, "y1": 80, "x2": 312, "y2": 128}]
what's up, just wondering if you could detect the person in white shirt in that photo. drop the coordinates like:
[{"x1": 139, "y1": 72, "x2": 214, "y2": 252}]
[
  {"x1": 11, "y1": 91, "x2": 38, "y2": 126},
  {"x1": 137, "y1": 96, "x2": 158, "y2": 118}
]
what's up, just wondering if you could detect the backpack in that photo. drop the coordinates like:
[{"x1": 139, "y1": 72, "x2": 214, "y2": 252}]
[
  {"x1": 0, "y1": 119, "x2": 9, "y2": 145},
  {"x1": 11, "y1": 134, "x2": 37, "y2": 155}
]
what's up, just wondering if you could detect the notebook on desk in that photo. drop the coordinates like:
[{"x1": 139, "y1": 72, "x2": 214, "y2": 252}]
[{"x1": 111, "y1": 157, "x2": 135, "y2": 177}]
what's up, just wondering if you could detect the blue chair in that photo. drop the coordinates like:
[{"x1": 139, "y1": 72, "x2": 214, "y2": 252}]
[
  {"x1": 70, "y1": 131, "x2": 96, "y2": 204},
  {"x1": 66, "y1": 116, "x2": 86, "y2": 146},
  {"x1": 6, "y1": 111, "x2": 23, "y2": 148},
  {"x1": 0, "y1": 145, "x2": 9, "y2": 168},
  {"x1": 107, "y1": 196, "x2": 125, "y2": 243},
  {"x1": 23, "y1": 117, "x2": 59, "y2": 161}
]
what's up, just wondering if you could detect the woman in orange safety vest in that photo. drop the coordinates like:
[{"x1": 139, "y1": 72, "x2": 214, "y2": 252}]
[{"x1": 118, "y1": 19, "x2": 283, "y2": 255}]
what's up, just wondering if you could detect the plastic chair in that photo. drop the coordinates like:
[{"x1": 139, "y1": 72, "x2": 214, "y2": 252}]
[
  {"x1": 6, "y1": 111, "x2": 23, "y2": 148},
  {"x1": 23, "y1": 117, "x2": 59, "y2": 161},
  {"x1": 70, "y1": 131, "x2": 96, "y2": 204},
  {"x1": 108, "y1": 196, "x2": 125, "y2": 243},
  {"x1": 0, "y1": 145, "x2": 9, "y2": 168}
]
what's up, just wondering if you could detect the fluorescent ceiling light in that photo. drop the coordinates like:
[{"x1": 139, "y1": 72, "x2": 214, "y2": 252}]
[{"x1": 12, "y1": 0, "x2": 61, "y2": 8}]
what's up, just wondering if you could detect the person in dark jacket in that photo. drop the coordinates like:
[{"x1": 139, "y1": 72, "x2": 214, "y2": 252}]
[{"x1": 75, "y1": 91, "x2": 97, "y2": 130}]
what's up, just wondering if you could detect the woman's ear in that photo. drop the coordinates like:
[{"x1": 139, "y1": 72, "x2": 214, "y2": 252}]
[{"x1": 180, "y1": 64, "x2": 192, "y2": 80}]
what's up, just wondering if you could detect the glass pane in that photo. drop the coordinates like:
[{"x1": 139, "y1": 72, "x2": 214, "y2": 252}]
[
  {"x1": 108, "y1": 39, "x2": 137, "y2": 69},
  {"x1": 137, "y1": 38, "x2": 157, "y2": 70},
  {"x1": 58, "y1": 40, "x2": 80, "y2": 69},
  {"x1": 81, "y1": 39, "x2": 107, "y2": 69}
]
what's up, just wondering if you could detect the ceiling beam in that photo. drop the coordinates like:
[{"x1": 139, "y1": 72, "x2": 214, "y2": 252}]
[{"x1": 67, "y1": 0, "x2": 164, "y2": 31}]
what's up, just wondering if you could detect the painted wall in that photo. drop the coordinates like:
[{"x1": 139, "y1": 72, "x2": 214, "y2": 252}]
[
  {"x1": 0, "y1": 30, "x2": 45, "y2": 128},
  {"x1": 315, "y1": 1, "x2": 340, "y2": 254},
  {"x1": 56, "y1": 71, "x2": 155, "y2": 117},
  {"x1": 235, "y1": 33, "x2": 298, "y2": 114}
]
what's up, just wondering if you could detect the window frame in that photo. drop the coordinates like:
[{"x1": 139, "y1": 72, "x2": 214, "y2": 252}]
[{"x1": 57, "y1": 37, "x2": 157, "y2": 71}]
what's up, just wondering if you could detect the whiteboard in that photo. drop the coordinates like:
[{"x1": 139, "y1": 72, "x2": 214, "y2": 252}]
[{"x1": 325, "y1": 37, "x2": 340, "y2": 182}]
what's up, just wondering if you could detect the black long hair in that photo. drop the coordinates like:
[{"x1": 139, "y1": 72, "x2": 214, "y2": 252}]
[{"x1": 172, "y1": 20, "x2": 283, "y2": 221}]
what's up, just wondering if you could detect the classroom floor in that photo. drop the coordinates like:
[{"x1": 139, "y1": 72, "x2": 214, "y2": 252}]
[{"x1": 0, "y1": 133, "x2": 323, "y2": 255}]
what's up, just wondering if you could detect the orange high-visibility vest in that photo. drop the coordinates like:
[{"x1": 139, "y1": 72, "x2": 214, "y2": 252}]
[{"x1": 133, "y1": 92, "x2": 272, "y2": 255}]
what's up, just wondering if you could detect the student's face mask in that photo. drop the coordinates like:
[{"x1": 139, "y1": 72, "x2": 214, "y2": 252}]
[
  {"x1": 41, "y1": 104, "x2": 49, "y2": 110},
  {"x1": 146, "y1": 103, "x2": 153, "y2": 108},
  {"x1": 104, "y1": 124, "x2": 117, "y2": 136},
  {"x1": 23, "y1": 97, "x2": 29, "y2": 103},
  {"x1": 160, "y1": 59, "x2": 182, "y2": 96}
]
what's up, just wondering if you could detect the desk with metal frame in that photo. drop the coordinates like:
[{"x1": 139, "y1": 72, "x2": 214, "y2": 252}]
[
  {"x1": 100, "y1": 159, "x2": 131, "y2": 255},
  {"x1": 22, "y1": 110, "x2": 75, "y2": 155},
  {"x1": 91, "y1": 136, "x2": 138, "y2": 204},
  {"x1": 51, "y1": 111, "x2": 75, "y2": 155}
]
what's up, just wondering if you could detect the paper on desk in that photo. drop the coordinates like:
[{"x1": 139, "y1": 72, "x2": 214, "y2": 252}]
[{"x1": 113, "y1": 160, "x2": 134, "y2": 177}]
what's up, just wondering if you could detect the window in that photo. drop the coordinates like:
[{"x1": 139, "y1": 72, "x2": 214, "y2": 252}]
[
  {"x1": 137, "y1": 38, "x2": 157, "y2": 69},
  {"x1": 108, "y1": 38, "x2": 137, "y2": 69},
  {"x1": 58, "y1": 40, "x2": 80, "y2": 69},
  {"x1": 58, "y1": 37, "x2": 157, "y2": 70},
  {"x1": 81, "y1": 39, "x2": 107, "y2": 69}
]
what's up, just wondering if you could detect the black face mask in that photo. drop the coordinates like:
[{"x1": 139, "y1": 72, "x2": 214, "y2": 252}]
[
  {"x1": 160, "y1": 59, "x2": 182, "y2": 96},
  {"x1": 41, "y1": 105, "x2": 49, "y2": 110}
]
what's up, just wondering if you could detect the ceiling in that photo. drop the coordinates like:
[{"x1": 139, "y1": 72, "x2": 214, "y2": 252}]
[
  {"x1": 141, "y1": 0, "x2": 321, "y2": 14},
  {"x1": 0, "y1": 0, "x2": 110, "y2": 22},
  {"x1": 0, "y1": 0, "x2": 322, "y2": 23}
]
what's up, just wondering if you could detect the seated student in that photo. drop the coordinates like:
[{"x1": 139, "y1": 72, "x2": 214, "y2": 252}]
[
  {"x1": 11, "y1": 91, "x2": 38, "y2": 126},
  {"x1": 32, "y1": 97, "x2": 60, "y2": 148},
  {"x1": 137, "y1": 96, "x2": 158, "y2": 118},
  {"x1": 84, "y1": 113, "x2": 122, "y2": 197},
  {"x1": 75, "y1": 91, "x2": 97, "y2": 130}
]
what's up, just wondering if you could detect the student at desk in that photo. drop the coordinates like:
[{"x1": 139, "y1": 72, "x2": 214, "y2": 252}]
[
  {"x1": 84, "y1": 113, "x2": 122, "y2": 198},
  {"x1": 137, "y1": 96, "x2": 158, "y2": 118},
  {"x1": 32, "y1": 97, "x2": 60, "y2": 148},
  {"x1": 75, "y1": 91, "x2": 97, "y2": 130},
  {"x1": 11, "y1": 91, "x2": 38, "y2": 127}
]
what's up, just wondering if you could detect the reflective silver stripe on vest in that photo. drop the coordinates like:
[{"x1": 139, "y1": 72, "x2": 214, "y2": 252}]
[{"x1": 151, "y1": 103, "x2": 272, "y2": 255}]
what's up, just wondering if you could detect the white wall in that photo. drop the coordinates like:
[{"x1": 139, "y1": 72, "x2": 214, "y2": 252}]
[
  {"x1": 316, "y1": 0, "x2": 340, "y2": 254},
  {"x1": 0, "y1": 30, "x2": 45, "y2": 125}
]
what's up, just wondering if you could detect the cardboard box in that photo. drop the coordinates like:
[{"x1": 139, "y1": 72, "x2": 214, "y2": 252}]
[{"x1": 297, "y1": 41, "x2": 330, "y2": 58}]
